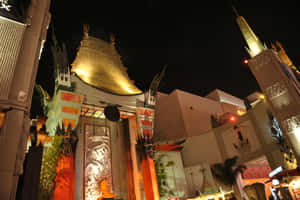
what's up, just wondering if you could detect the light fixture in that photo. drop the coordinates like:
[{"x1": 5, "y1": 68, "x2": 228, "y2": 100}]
[
  {"x1": 237, "y1": 109, "x2": 246, "y2": 116},
  {"x1": 229, "y1": 115, "x2": 237, "y2": 122},
  {"x1": 259, "y1": 94, "x2": 265, "y2": 100}
]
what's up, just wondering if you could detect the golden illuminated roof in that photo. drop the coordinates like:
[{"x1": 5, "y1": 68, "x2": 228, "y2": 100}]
[
  {"x1": 233, "y1": 7, "x2": 266, "y2": 57},
  {"x1": 71, "y1": 33, "x2": 142, "y2": 95}
]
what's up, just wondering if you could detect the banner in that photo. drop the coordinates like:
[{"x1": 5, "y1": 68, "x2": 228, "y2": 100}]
[{"x1": 136, "y1": 107, "x2": 155, "y2": 140}]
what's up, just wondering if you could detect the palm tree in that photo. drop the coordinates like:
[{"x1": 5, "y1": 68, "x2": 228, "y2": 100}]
[{"x1": 211, "y1": 156, "x2": 246, "y2": 200}]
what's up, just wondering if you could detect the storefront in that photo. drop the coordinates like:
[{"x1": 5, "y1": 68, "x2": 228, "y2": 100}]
[{"x1": 267, "y1": 168, "x2": 300, "y2": 199}]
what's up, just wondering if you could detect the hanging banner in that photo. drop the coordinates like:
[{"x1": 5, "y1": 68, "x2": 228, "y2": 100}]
[
  {"x1": 62, "y1": 106, "x2": 79, "y2": 115},
  {"x1": 46, "y1": 90, "x2": 82, "y2": 136},
  {"x1": 136, "y1": 107, "x2": 155, "y2": 140},
  {"x1": 61, "y1": 91, "x2": 82, "y2": 103}
]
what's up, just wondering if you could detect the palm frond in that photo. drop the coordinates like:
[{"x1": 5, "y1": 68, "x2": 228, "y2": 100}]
[
  {"x1": 224, "y1": 156, "x2": 238, "y2": 168},
  {"x1": 211, "y1": 156, "x2": 242, "y2": 187}
]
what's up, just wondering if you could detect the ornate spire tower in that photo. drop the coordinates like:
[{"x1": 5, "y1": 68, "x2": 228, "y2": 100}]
[
  {"x1": 51, "y1": 25, "x2": 71, "y2": 90},
  {"x1": 271, "y1": 41, "x2": 300, "y2": 80},
  {"x1": 235, "y1": 8, "x2": 300, "y2": 168},
  {"x1": 233, "y1": 7, "x2": 267, "y2": 57}
]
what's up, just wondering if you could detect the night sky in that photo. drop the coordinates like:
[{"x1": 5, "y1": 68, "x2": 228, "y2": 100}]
[{"x1": 34, "y1": 0, "x2": 300, "y2": 112}]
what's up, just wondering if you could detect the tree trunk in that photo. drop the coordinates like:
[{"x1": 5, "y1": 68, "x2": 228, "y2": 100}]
[{"x1": 232, "y1": 184, "x2": 242, "y2": 200}]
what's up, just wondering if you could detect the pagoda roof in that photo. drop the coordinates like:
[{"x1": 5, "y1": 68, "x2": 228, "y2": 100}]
[{"x1": 71, "y1": 34, "x2": 142, "y2": 95}]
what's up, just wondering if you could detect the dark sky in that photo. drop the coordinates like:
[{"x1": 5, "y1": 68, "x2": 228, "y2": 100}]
[{"x1": 36, "y1": 0, "x2": 300, "y2": 101}]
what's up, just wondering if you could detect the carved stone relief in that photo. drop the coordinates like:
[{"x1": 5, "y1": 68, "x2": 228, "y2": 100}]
[
  {"x1": 250, "y1": 51, "x2": 272, "y2": 71},
  {"x1": 282, "y1": 115, "x2": 300, "y2": 134},
  {"x1": 266, "y1": 82, "x2": 288, "y2": 100},
  {"x1": 85, "y1": 125, "x2": 112, "y2": 200},
  {"x1": 265, "y1": 81, "x2": 292, "y2": 109}
]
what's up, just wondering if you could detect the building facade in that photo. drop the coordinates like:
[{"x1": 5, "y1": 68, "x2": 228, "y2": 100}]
[
  {"x1": 150, "y1": 9, "x2": 300, "y2": 200},
  {"x1": 234, "y1": 8, "x2": 300, "y2": 166},
  {"x1": 40, "y1": 26, "x2": 160, "y2": 200},
  {"x1": 154, "y1": 88, "x2": 294, "y2": 200},
  {"x1": 0, "y1": 1, "x2": 51, "y2": 199}
]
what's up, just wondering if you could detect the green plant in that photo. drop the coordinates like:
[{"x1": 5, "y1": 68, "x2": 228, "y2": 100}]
[
  {"x1": 39, "y1": 135, "x2": 63, "y2": 200},
  {"x1": 35, "y1": 84, "x2": 51, "y2": 116},
  {"x1": 155, "y1": 154, "x2": 175, "y2": 197}
]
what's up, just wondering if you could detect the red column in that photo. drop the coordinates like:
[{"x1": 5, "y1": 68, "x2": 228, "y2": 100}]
[{"x1": 142, "y1": 155, "x2": 160, "y2": 200}]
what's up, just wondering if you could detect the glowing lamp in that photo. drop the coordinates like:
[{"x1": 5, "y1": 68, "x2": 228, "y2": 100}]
[
  {"x1": 259, "y1": 94, "x2": 265, "y2": 100},
  {"x1": 237, "y1": 109, "x2": 246, "y2": 116},
  {"x1": 0, "y1": 112, "x2": 5, "y2": 129},
  {"x1": 229, "y1": 115, "x2": 237, "y2": 122},
  {"x1": 244, "y1": 59, "x2": 249, "y2": 64}
]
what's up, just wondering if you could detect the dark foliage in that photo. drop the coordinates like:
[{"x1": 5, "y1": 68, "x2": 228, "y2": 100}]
[{"x1": 211, "y1": 156, "x2": 246, "y2": 187}]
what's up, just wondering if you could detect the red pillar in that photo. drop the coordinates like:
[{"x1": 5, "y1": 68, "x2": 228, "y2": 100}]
[{"x1": 142, "y1": 155, "x2": 160, "y2": 200}]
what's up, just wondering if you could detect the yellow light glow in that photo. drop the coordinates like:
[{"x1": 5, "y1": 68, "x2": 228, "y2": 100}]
[
  {"x1": 259, "y1": 94, "x2": 265, "y2": 100},
  {"x1": 187, "y1": 191, "x2": 233, "y2": 200},
  {"x1": 249, "y1": 42, "x2": 262, "y2": 57},
  {"x1": 237, "y1": 109, "x2": 246, "y2": 116},
  {"x1": 71, "y1": 36, "x2": 142, "y2": 95},
  {"x1": 0, "y1": 112, "x2": 5, "y2": 129},
  {"x1": 294, "y1": 127, "x2": 300, "y2": 143},
  {"x1": 289, "y1": 178, "x2": 300, "y2": 188},
  {"x1": 283, "y1": 152, "x2": 297, "y2": 170},
  {"x1": 236, "y1": 16, "x2": 266, "y2": 58},
  {"x1": 74, "y1": 68, "x2": 89, "y2": 79},
  {"x1": 123, "y1": 86, "x2": 135, "y2": 94}
]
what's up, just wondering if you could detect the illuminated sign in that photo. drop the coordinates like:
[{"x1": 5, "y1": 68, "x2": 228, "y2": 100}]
[
  {"x1": 0, "y1": 0, "x2": 11, "y2": 11},
  {"x1": 269, "y1": 166, "x2": 283, "y2": 177}
]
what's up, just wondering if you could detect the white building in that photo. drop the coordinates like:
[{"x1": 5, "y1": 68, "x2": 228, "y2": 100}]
[{"x1": 154, "y1": 89, "x2": 289, "y2": 200}]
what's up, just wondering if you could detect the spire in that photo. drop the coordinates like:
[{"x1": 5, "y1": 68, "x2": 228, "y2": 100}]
[
  {"x1": 272, "y1": 41, "x2": 293, "y2": 67},
  {"x1": 272, "y1": 41, "x2": 300, "y2": 79},
  {"x1": 51, "y1": 24, "x2": 71, "y2": 90},
  {"x1": 51, "y1": 23, "x2": 58, "y2": 49},
  {"x1": 232, "y1": 6, "x2": 239, "y2": 17},
  {"x1": 145, "y1": 65, "x2": 167, "y2": 107},
  {"x1": 83, "y1": 24, "x2": 89, "y2": 38},
  {"x1": 234, "y1": 7, "x2": 267, "y2": 57}
]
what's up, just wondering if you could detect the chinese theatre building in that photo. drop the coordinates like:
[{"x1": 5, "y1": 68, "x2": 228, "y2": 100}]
[{"x1": 42, "y1": 26, "x2": 159, "y2": 200}]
